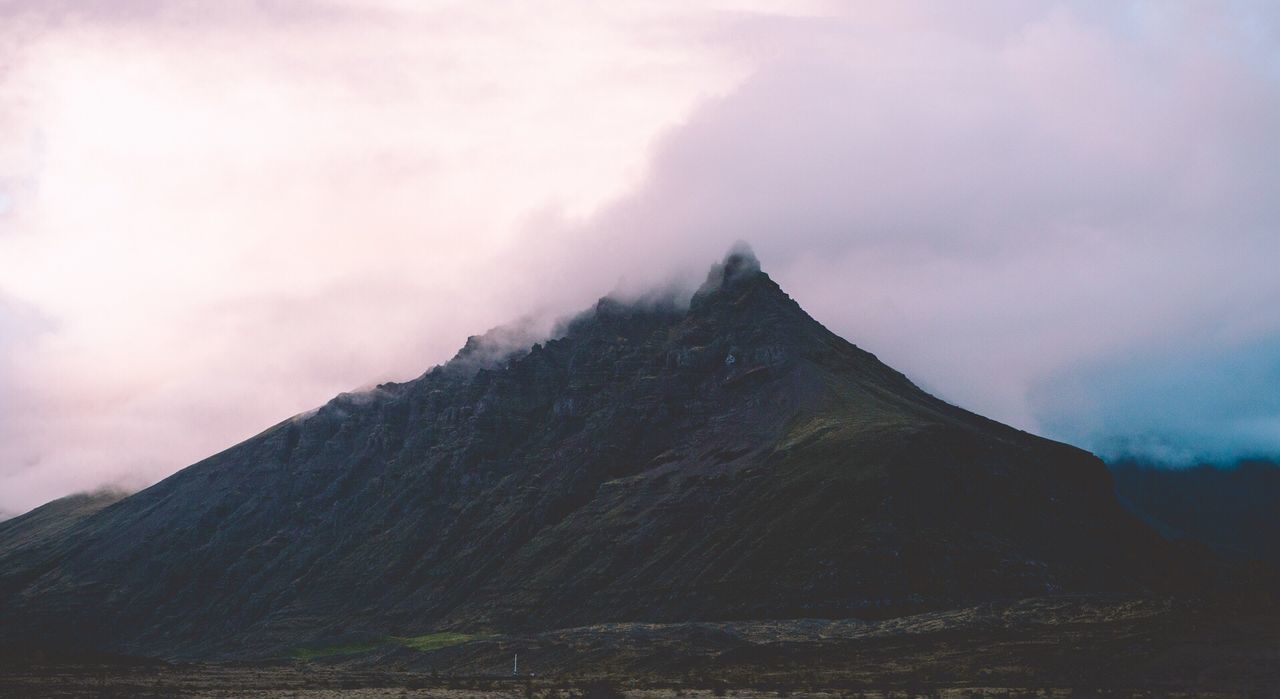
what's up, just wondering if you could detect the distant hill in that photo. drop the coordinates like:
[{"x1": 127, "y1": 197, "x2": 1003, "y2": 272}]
[
  {"x1": 0, "y1": 490, "x2": 128, "y2": 560},
  {"x1": 1110, "y1": 459, "x2": 1280, "y2": 566},
  {"x1": 0, "y1": 248, "x2": 1235, "y2": 660}
]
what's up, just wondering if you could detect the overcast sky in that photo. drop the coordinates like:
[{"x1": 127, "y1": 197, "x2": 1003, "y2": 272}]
[{"x1": 2, "y1": 1, "x2": 1279, "y2": 515}]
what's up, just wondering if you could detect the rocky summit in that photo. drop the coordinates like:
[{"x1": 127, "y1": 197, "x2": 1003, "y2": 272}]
[{"x1": 0, "y1": 248, "x2": 1230, "y2": 661}]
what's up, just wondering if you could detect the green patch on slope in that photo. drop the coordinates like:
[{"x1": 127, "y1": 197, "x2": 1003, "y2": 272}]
[
  {"x1": 292, "y1": 632, "x2": 483, "y2": 660},
  {"x1": 394, "y1": 631, "x2": 480, "y2": 652}
]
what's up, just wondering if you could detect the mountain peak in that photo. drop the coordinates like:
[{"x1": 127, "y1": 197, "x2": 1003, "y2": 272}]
[
  {"x1": 696, "y1": 242, "x2": 762, "y2": 297},
  {"x1": 689, "y1": 243, "x2": 803, "y2": 322}
]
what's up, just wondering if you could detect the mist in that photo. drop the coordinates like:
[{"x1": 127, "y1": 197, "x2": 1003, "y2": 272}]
[
  {"x1": 512, "y1": 2, "x2": 1280, "y2": 465},
  {"x1": 2, "y1": 1, "x2": 1279, "y2": 513}
]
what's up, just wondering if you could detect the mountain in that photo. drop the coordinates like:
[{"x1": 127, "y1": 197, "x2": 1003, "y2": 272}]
[
  {"x1": 0, "y1": 248, "x2": 1223, "y2": 660},
  {"x1": 1111, "y1": 459, "x2": 1280, "y2": 566}
]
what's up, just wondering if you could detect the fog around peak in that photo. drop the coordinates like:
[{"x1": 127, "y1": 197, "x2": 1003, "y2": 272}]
[{"x1": 2, "y1": 2, "x2": 1279, "y2": 512}]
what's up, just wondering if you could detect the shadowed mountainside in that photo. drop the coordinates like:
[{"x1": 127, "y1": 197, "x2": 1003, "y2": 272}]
[
  {"x1": 1111, "y1": 459, "x2": 1280, "y2": 566},
  {"x1": 0, "y1": 249, "x2": 1236, "y2": 661}
]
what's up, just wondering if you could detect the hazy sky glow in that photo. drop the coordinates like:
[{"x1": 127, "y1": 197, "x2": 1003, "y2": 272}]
[{"x1": 2, "y1": 1, "x2": 1279, "y2": 514}]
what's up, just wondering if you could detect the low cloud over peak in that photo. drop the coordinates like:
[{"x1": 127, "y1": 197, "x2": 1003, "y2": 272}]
[
  {"x1": 2, "y1": 2, "x2": 1279, "y2": 512},
  {"x1": 516, "y1": 2, "x2": 1280, "y2": 465}
]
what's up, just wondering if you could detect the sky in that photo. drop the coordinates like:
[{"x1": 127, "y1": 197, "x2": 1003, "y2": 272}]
[{"x1": 1, "y1": 1, "x2": 1279, "y2": 515}]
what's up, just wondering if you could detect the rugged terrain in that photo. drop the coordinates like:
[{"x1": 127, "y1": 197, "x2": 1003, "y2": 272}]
[{"x1": 1, "y1": 249, "x2": 1274, "y2": 693}]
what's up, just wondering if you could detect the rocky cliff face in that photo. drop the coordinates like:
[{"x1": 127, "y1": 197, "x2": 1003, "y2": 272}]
[{"x1": 0, "y1": 249, "x2": 1208, "y2": 659}]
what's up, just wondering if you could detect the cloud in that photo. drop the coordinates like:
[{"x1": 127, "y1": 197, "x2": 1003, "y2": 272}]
[
  {"x1": 1032, "y1": 334, "x2": 1280, "y2": 464},
  {"x1": 502, "y1": 1, "x2": 1280, "y2": 456},
  {"x1": 2, "y1": 1, "x2": 1279, "y2": 513},
  {"x1": 0, "y1": 1, "x2": 748, "y2": 513}
]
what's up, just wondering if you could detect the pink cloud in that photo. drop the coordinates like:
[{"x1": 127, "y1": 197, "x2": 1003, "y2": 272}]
[{"x1": 2, "y1": 2, "x2": 1279, "y2": 513}]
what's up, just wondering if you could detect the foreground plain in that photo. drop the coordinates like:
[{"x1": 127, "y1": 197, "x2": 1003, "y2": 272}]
[{"x1": 3, "y1": 595, "x2": 1276, "y2": 697}]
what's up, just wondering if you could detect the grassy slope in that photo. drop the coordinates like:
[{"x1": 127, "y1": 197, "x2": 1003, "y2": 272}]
[{"x1": 293, "y1": 632, "x2": 482, "y2": 660}]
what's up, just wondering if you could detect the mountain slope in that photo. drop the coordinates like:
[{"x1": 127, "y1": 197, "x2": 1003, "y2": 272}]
[
  {"x1": 0, "y1": 249, "x2": 1211, "y2": 659},
  {"x1": 0, "y1": 489, "x2": 127, "y2": 562}
]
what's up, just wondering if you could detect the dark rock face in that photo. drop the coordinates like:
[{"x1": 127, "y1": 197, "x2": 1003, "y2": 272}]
[{"x1": 0, "y1": 250, "x2": 1210, "y2": 659}]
